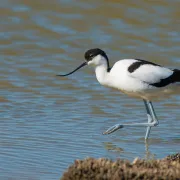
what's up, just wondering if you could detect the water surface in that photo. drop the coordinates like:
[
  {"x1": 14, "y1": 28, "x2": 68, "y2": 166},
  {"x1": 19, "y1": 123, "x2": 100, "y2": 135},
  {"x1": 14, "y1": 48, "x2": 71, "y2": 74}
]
[{"x1": 0, "y1": 0, "x2": 179, "y2": 179}]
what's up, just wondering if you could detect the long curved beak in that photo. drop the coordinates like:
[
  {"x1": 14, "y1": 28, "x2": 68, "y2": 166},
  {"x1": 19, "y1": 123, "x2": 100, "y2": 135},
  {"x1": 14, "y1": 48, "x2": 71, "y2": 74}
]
[{"x1": 56, "y1": 62, "x2": 87, "y2": 77}]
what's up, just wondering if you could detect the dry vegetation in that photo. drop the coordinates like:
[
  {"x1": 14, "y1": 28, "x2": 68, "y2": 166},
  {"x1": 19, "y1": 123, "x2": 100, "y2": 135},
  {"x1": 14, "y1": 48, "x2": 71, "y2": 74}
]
[{"x1": 61, "y1": 153, "x2": 180, "y2": 180}]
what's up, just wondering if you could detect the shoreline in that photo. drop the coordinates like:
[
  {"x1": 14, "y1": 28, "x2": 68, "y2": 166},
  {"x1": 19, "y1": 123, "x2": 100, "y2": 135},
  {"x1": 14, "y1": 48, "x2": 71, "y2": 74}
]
[{"x1": 61, "y1": 153, "x2": 180, "y2": 180}]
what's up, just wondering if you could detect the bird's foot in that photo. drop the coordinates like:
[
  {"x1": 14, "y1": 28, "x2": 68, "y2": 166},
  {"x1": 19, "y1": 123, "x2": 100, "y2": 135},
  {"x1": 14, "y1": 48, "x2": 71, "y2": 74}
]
[{"x1": 103, "y1": 124, "x2": 124, "y2": 135}]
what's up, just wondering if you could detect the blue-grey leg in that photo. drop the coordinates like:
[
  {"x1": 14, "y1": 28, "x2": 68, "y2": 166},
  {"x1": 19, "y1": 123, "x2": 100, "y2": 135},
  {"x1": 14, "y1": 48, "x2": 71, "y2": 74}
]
[
  {"x1": 103, "y1": 100, "x2": 159, "y2": 138},
  {"x1": 144, "y1": 100, "x2": 153, "y2": 140},
  {"x1": 147, "y1": 101, "x2": 159, "y2": 126}
]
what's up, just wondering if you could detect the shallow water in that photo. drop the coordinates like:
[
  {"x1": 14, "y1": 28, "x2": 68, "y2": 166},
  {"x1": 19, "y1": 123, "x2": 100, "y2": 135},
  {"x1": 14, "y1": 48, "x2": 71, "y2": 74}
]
[{"x1": 0, "y1": 0, "x2": 179, "y2": 179}]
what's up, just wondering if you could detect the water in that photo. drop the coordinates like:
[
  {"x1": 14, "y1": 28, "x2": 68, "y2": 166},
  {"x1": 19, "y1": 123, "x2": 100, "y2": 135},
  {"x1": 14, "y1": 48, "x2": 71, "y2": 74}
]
[{"x1": 0, "y1": 0, "x2": 179, "y2": 179}]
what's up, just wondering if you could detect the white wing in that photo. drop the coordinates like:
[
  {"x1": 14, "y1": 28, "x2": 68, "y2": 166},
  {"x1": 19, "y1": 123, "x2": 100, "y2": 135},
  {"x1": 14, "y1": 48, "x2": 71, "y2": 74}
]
[{"x1": 129, "y1": 63, "x2": 173, "y2": 85}]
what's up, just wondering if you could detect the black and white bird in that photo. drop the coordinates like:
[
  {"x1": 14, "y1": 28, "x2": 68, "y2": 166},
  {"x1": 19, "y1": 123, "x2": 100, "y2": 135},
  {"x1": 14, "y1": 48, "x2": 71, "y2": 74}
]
[{"x1": 57, "y1": 48, "x2": 180, "y2": 140}]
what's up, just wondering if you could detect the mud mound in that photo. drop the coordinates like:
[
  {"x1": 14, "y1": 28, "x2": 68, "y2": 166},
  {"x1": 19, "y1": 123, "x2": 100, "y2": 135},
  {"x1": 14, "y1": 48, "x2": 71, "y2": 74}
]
[{"x1": 61, "y1": 153, "x2": 180, "y2": 180}]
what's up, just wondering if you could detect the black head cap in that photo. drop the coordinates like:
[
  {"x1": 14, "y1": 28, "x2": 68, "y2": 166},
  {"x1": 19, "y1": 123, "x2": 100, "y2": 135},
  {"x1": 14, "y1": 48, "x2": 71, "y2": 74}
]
[{"x1": 84, "y1": 48, "x2": 110, "y2": 71}]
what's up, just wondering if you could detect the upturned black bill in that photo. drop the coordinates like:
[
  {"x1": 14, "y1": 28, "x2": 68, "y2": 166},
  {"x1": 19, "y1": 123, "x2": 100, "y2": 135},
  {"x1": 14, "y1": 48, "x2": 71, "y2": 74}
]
[{"x1": 56, "y1": 62, "x2": 87, "y2": 77}]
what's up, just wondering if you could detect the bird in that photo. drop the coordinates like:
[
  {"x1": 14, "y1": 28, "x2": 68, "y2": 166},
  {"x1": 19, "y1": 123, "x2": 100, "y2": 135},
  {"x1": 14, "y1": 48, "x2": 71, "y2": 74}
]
[{"x1": 57, "y1": 48, "x2": 180, "y2": 140}]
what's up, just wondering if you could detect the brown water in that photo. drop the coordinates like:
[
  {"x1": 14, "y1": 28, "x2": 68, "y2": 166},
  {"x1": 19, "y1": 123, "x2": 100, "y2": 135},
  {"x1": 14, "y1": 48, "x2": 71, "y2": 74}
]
[{"x1": 0, "y1": 0, "x2": 180, "y2": 179}]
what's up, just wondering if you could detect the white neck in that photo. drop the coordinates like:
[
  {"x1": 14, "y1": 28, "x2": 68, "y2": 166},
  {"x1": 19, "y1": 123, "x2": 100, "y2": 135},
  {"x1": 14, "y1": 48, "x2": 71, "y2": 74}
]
[{"x1": 95, "y1": 64, "x2": 109, "y2": 86}]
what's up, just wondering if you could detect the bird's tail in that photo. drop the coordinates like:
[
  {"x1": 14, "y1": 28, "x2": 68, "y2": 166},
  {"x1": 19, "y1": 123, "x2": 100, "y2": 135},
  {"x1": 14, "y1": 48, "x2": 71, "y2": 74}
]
[{"x1": 172, "y1": 69, "x2": 180, "y2": 82}]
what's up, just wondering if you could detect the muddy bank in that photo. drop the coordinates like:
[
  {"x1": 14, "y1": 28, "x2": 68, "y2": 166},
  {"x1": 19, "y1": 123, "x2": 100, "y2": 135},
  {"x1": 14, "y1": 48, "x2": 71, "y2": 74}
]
[{"x1": 61, "y1": 153, "x2": 180, "y2": 180}]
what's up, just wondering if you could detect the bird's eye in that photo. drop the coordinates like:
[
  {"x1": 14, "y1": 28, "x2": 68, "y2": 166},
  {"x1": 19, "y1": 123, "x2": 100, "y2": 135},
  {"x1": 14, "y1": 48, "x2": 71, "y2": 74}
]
[{"x1": 89, "y1": 54, "x2": 94, "y2": 58}]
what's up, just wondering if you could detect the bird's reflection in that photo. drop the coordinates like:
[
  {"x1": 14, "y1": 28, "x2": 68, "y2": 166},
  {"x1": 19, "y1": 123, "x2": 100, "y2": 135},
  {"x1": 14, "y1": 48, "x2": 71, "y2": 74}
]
[
  {"x1": 103, "y1": 142, "x2": 124, "y2": 153},
  {"x1": 144, "y1": 140, "x2": 156, "y2": 160},
  {"x1": 103, "y1": 140, "x2": 156, "y2": 160}
]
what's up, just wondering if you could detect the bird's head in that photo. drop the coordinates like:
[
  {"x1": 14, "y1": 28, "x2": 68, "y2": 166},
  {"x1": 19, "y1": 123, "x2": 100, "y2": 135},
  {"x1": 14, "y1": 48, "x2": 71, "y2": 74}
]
[
  {"x1": 57, "y1": 48, "x2": 110, "y2": 77},
  {"x1": 84, "y1": 48, "x2": 110, "y2": 67}
]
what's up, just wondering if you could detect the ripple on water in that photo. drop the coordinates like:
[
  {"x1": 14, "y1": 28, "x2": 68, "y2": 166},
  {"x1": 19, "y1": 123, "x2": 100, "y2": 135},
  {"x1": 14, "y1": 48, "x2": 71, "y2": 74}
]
[{"x1": 0, "y1": 1, "x2": 179, "y2": 180}]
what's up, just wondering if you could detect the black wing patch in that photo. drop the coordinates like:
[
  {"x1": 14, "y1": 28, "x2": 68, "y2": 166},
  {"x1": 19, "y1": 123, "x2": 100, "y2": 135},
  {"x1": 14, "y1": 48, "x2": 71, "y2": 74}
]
[
  {"x1": 128, "y1": 59, "x2": 160, "y2": 73},
  {"x1": 150, "y1": 69, "x2": 180, "y2": 87}
]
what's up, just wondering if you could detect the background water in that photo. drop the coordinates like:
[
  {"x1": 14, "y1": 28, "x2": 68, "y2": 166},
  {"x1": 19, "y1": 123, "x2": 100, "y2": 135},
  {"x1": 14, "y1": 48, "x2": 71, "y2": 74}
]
[{"x1": 0, "y1": 0, "x2": 179, "y2": 179}]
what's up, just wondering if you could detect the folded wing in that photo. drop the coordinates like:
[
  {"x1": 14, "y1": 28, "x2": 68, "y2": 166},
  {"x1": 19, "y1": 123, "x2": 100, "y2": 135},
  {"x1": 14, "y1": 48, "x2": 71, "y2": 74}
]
[{"x1": 127, "y1": 60, "x2": 177, "y2": 87}]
